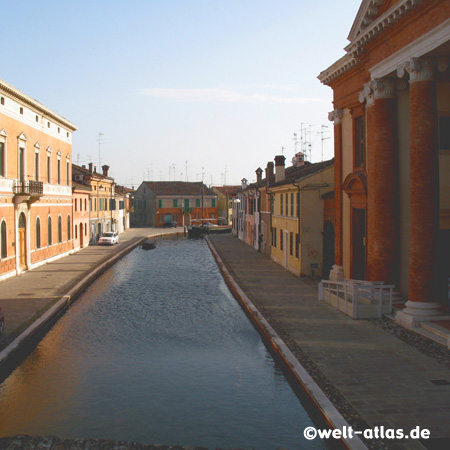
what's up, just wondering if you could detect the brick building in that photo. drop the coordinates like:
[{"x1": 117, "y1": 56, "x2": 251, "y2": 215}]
[
  {"x1": 0, "y1": 78, "x2": 77, "y2": 280},
  {"x1": 318, "y1": 0, "x2": 450, "y2": 325}
]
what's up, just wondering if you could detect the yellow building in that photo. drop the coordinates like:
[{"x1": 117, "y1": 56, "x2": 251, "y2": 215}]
[{"x1": 270, "y1": 155, "x2": 334, "y2": 277}]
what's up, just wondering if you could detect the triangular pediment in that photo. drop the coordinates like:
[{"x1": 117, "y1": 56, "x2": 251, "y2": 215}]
[
  {"x1": 0, "y1": 128, "x2": 8, "y2": 138},
  {"x1": 348, "y1": 0, "x2": 400, "y2": 42}
]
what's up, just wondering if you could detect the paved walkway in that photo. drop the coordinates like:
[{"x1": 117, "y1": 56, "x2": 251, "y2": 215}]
[
  {"x1": 208, "y1": 234, "x2": 450, "y2": 450},
  {"x1": 0, "y1": 227, "x2": 183, "y2": 353},
  {"x1": 1, "y1": 231, "x2": 449, "y2": 450}
]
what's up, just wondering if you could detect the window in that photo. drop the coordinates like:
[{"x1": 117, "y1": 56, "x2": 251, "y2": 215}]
[
  {"x1": 47, "y1": 155, "x2": 51, "y2": 183},
  {"x1": 290, "y1": 232, "x2": 293, "y2": 256},
  {"x1": 158, "y1": 199, "x2": 163, "y2": 208},
  {"x1": 0, "y1": 142, "x2": 4, "y2": 177},
  {"x1": 1, "y1": 221, "x2": 7, "y2": 258},
  {"x1": 36, "y1": 218, "x2": 41, "y2": 249},
  {"x1": 291, "y1": 193, "x2": 294, "y2": 216},
  {"x1": 67, "y1": 215, "x2": 71, "y2": 240},
  {"x1": 173, "y1": 199, "x2": 178, "y2": 207},
  {"x1": 75, "y1": 198, "x2": 77, "y2": 212},
  {"x1": 58, "y1": 216, "x2": 62, "y2": 243},
  {"x1": 295, "y1": 234, "x2": 300, "y2": 258},
  {"x1": 196, "y1": 199, "x2": 200, "y2": 207},
  {"x1": 48, "y1": 217, "x2": 52, "y2": 246},
  {"x1": 297, "y1": 192, "x2": 300, "y2": 217},
  {"x1": 85, "y1": 199, "x2": 87, "y2": 210},
  {"x1": 355, "y1": 116, "x2": 365, "y2": 167},
  {"x1": 272, "y1": 227, "x2": 277, "y2": 247},
  {"x1": 286, "y1": 194, "x2": 289, "y2": 216},
  {"x1": 94, "y1": 198, "x2": 97, "y2": 211},
  {"x1": 75, "y1": 225, "x2": 78, "y2": 239},
  {"x1": 159, "y1": 214, "x2": 164, "y2": 223},
  {"x1": 280, "y1": 194, "x2": 283, "y2": 215},
  {"x1": 18, "y1": 147, "x2": 25, "y2": 181},
  {"x1": 212, "y1": 198, "x2": 216, "y2": 207},
  {"x1": 280, "y1": 229, "x2": 283, "y2": 251},
  {"x1": 0, "y1": 97, "x2": 4, "y2": 105},
  {"x1": 57, "y1": 158, "x2": 61, "y2": 184},
  {"x1": 66, "y1": 161, "x2": 70, "y2": 185},
  {"x1": 20, "y1": 107, "x2": 24, "y2": 115},
  {"x1": 184, "y1": 199, "x2": 189, "y2": 210},
  {"x1": 36, "y1": 115, "x2": 39, "y2": 122},
  {"x1": 35, "y1": 152, "x2": 39, "y2": 181}
]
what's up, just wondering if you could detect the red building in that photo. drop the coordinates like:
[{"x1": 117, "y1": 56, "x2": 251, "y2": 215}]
[{"x1": 319, "y1": 0, "x2": 450, "y2": 326}]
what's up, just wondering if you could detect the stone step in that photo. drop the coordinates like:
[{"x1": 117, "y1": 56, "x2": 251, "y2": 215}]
[
  {"x1": 414, "y1": 323, "x2": 449, "y2": 348},
  {"x1": 419, "y1": 321, "x2": 450, "y2": 342}
]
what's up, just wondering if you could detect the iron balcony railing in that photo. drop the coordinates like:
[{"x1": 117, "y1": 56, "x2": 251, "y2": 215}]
[{"x1": 13, "y1": 180, "x2": 44, "y2": 196}]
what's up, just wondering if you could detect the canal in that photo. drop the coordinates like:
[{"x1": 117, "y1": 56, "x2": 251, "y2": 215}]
[{"x1": 0, "y1": 237, "x2": 335, "y2": 450}]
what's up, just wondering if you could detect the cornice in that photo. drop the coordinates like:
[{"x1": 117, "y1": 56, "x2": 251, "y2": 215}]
[
  {"x1": 319, "y1": 0, "x2": 424, "y2": 86},
  {"x1": 0, "y1": 78, "x2": 77, "y2": 132}
]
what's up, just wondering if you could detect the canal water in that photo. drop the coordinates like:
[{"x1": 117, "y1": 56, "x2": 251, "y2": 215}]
[{"x1": 0, "y1": 237, "x2": 335, "y2": 450}]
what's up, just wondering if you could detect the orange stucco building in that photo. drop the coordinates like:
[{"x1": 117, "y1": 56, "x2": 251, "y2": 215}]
[
  {"x1": 0, "y1": 78, "x2": 77, "y2": 280},
  {"x1": 319, "y1": 0, "x2": 450, "y2": 326}
]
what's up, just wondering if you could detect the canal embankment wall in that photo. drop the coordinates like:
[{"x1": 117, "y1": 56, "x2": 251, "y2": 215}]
[
  {"x1": 205, "y1": 236, "x2": 368, "y2": 450},
  {"x1": 0, "y1": 229, "x2": 183, "y2": 371}
]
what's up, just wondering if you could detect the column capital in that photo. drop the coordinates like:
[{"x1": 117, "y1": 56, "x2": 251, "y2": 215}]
[
  {"x1": 328, "y1": 108, "x2": 343, "y2": 125},
  {"x1": 359, "y1": 78, "x2": 396, "y2": 106},
  {"x1": 399, "y1": 57, "x2": 435, "y2": 83}
]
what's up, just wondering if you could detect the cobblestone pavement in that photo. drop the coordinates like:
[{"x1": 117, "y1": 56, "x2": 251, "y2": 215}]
[{"x1": 207, "y1": 235, "x2": 450, "y2": 450}]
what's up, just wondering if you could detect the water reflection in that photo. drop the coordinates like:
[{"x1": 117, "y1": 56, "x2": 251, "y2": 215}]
[{"x1": 0, "y1": 238, "x2": 333, "y2": 450}]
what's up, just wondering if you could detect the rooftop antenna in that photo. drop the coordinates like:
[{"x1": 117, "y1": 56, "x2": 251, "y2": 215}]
[
  {"x1": 293, "y1": 133, "x2": 298, "y2": 154},
  {"x1": 97, "y1": 132, "x2": 105, "y2": 169},
  {"x1": 202, "y1": 167, "x2": 205, "y2": 182},
  {"x1": 185, "y1": 160, "x2": 189, "y2": 182},
  {"x1": 321, "y1": 125, "x2": 330, "y2": 162},
  {"x1": 281, "y1": 146, "x2": 286, "y2": 155}
]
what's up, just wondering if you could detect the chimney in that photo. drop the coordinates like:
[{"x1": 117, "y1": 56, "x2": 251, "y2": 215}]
[
  {"x1": 292, "y1": 152, "x2": 306, "y2": 168},
  {"x1": 88, "y1": 162, "x2": 93, "y2": 173},
  {"x1": 255, "y1": 167, "x2": 263, "y2": 184},
  {"x1": 102, "y1": 164, "x2": 110, "y2": 177},
  {"x1": 82, "y1": 165, "x2": 86, "y2": 169},
  {"x1": 274, "y1": 155, "x2": 286, "y2": 182},
  {"x1": 94, "y1": 166, "x2": 97, "y2": 173},
  {"x1": 265, "y1": 162, "x2": 274, "y2": 184},
  {"x1": 241, "y1": 178, "x2": 248, "y2": 190}
]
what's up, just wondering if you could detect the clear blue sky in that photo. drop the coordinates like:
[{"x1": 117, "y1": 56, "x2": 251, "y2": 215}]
[{"x1": 3, "y1": 0, "x2": 360, "y2": 187}]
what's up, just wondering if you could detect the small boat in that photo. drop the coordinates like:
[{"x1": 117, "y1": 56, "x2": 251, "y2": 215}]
[
  {"x1": 141, "y1": 240, "x2": 156, "y2": 250},
  {"x1": 187, "y1": 226, "x2": 208, "y2": 238}
]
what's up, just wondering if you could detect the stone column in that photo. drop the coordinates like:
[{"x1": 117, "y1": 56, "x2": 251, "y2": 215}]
[
  {"x1": 396, "y1": 57, "x2": 441, "y2": 327},
  {"x1": 363, "y1": 79, "x2": 398, "y2": 284},
  {"x1": 328, "y1": 109, "x2": 344, "y2": 281}
]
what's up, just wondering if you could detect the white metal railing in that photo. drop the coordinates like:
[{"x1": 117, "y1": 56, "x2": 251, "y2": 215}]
[{"x1": 318, "y1": 279, "x2": 394, "y2": 319}]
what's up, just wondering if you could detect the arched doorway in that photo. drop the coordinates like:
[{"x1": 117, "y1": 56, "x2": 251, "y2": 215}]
[
  {"x1": 323, "y1": 221, "x2": 335, "y2": 279},
  {"x1": 343, "y1": 172, "x2": 368, "y2": 280},
  {"x1": 80, "y1": 223, "x2": 84, "y2": 247},
  {"x1": 18, "y1": 213, "x2": 27, "y2": 271}
]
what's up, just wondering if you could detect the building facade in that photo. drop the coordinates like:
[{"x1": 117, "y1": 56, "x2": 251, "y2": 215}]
[
  {"x1": 72, "y1": 182, "x2": 90, "y2": 251},
  {"x1": 318, "y1": 0, "x2": 450, "y2": 325},
  {"x1": 72, "y1": 163, "x2": 115, "y2": 243},
  {"x1": 270, "y1": 155, "x2": 334, "y2": 277},
  {"x1": 0, "y1": 78, "x2": 77, "y2": 280},
  {"x1": 131, "y1": 181, "x2": 218, "y2": 227}
]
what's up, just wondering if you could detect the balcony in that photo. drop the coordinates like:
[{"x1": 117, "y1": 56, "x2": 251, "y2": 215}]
[{"x1": 13, "y1": 180, "x2": 44, "y2": 203}]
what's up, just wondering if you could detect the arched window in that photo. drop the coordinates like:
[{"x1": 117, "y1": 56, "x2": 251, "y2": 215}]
[
  {"x1": 48, "y1": 216, "x2": 52, "y2": 246},
  {"x1": 58, "y1": 216, "x2": 62, "y2": 243},
  {"x1": 67, "y1": 215, "x2": 71, "y2": 240},
  {"x1": 1, "y1": 220, "x2": 7, "y2": 258},
  {"x1": 36, "y1": 217, "x2": 41, "y2": 249}
]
